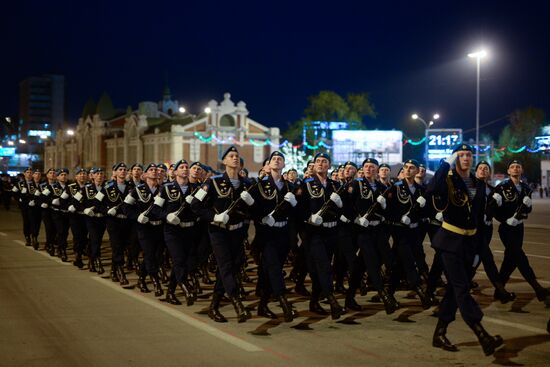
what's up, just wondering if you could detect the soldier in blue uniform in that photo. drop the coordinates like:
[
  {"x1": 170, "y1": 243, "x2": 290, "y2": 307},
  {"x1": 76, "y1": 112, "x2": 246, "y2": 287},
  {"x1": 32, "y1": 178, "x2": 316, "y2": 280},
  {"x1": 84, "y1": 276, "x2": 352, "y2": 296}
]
[
  {"x1": 151, "y1": 159, "x2": 200, "y2": 306},
  {"x1": 344, "y1": 158, "x2": 399, "y2": 314},
  {"x1": 38, "y1": 168, "x2": 58, "y2": 253},
  {"x1": 12, "y1": 167, "x2": 35, "y2": 246},
  {"x1": 126, "y1": 163, "x2": 144, "y2": 271},
  {"x1": 100, "y1": 162, "x2": 132, "y2": 285},
  {"x1": 82, "y1": 168, "x2": 107, "y2": 274},
  {"x1": 250, "y1": 151, "x2": 295, "y2": 322},
  {"x1": 67, "y1": 168, "x2": 90, "y2": 268},
  {"x1": 29, "y1": 169, "x2": 43, "y2": 249},
  {"x1": 386, "y1": 159, "x2": 432, "y2": 309},
  {"x1": 50, "y1": 168, "x2": 71, "y2": 260},
  {"x1": 123, "y1": 163, "x2": 164, "y2": 297},
  {"x1": 190, "y1": 146, "x2": 254, "y2": 323},
  {"x1": 494, "y1": 160, "x2": 549, "y2": 304},
  {"x1": 429, "y1": 144, "x2": 503, "y2": 356},
  {"x1": 296, "y1": 152, "x2": 346, "y2": 319}
]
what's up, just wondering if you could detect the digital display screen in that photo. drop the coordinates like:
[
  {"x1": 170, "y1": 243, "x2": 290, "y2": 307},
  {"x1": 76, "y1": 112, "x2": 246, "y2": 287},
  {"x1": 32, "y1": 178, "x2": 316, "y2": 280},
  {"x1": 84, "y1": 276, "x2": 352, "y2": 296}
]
[
  {"x1": 426, "y1": 129, "x2": 462, "y2": 160},
  {"x1": 0, "y1": 147, "x2": 16, "y2": 156},
  {"x1": 332, "y1": 130, "x2": 403, "y2": 164}
]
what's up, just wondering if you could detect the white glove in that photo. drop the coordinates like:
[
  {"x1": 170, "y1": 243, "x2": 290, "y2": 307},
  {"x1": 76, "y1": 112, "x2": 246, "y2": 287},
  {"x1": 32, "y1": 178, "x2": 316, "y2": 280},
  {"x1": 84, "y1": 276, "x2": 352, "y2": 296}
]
[
  {"x1": 83, "y1": 208, "x2": 95, "y2": 217},
  {"x1": 283, "y1": 192, "x2": 297, "y2": 207},
  {"x1": 68, "y1": 205, "x2": 76, "y2": 213},
  {"x1": 42, "y1": 188, "x2": 51, "y2": 196},
  {"x1": 21, "y1": 187, "x2": 27, "y2": 194},
  {"x1": 166, "y1": 212, "x2": 181, "y2": 225},
  {"x1": 213, "y1": 210, "x2": 230, "y2": 224},
  {"x1": 185, "y1": 195, "x2": 194, "y2": 204},
  {"x1": 34, "y1": 190, "x2": 41, "y2": 197},
  {"x1": 506, "y1": 217, "x2": 519, "y2": 226},
  {"x1": 435, "y1": 211, "x2": 444, "y2": 222},
  {"x1": 28, "y1": 200, "x2": 35, "y2": 207},
  {"x1": 522, "y1": 196, "x2": 532, "y2": 207},
  {"x1": 339, "y1": 214, "x2": 350, "y2": 223},
  {"x1": 401, "y1": 214, "x2": 411, "y2": 225},
  {"x1": 41, "y1": 203, "x2": 48, "y2": 209},
  {"x1": 154, "y1": 195, "x2": 165, "y2": 207},
  {"x1": 261, "y1": 214, "x2": 275, "y2": 227},
  {"x1": 445, "y1": 152, "x2": 458, "y2": 165},
  {"x1": 107, "y1": 207, "x2": 117, "y2": 216},
  {"x1": 330, "y1": 192, "x2": 343, "y2": 208},
  {"x1": 492, "y1": 193, "x2": 503, "y2": 207},
  {"x1": 12, "y1": 186, "x2": 19, "y2": 193},
  {"x1": 61, "y1": 192, "x2": 69, "y2": 199},
  {"x1": 376, "y1": 195, "x2": 387, "y2": 209},
  {"x1": 240, "y1": 191, "x2": 255, "y2": 206},
  {"x1": 74, "y1": 192, "x2": 83, "y2": 201},
  {"x1": 52, "y1": 198, "x2": 60, "y2": 206},
  {"x1": 355, "y1": 216, "x2": 369, "y2": 227},
  {"x1": 95, "y1": 191, "x2": 105, "y2": 202},
  {"x1": 124, "y1": 195, "x2": 136, "y2": 205},
  {"x1": 416, "y1": 196, "x2": 426, "y2": 208},
  {"x1": 309, "y1": 213, "x2": 323, "y2": 226},
  {"x1": 137, "y1": 213, "x2": 149, "y2": 224}
]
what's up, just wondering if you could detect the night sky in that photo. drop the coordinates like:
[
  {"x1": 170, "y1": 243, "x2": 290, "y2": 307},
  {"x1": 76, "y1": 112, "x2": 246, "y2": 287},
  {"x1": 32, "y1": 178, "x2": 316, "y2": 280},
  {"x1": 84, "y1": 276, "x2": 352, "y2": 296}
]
[{"x1": 2, "y1": 0, "x2": 549, "y2": 140}]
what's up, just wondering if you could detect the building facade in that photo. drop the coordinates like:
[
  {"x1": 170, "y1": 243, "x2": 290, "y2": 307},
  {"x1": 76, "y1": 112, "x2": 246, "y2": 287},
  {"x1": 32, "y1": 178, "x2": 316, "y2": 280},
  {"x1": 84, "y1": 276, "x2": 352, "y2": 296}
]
[{"x1": 44, "y1": 93, "x2": 280, "y2": 175}]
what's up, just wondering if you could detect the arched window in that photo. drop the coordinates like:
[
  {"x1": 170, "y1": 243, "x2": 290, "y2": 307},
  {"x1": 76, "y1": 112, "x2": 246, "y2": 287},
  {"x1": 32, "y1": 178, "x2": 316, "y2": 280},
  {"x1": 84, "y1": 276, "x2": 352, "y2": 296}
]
[{"x1": 219, "y1": 114, "x2": 236, "y2": 127}]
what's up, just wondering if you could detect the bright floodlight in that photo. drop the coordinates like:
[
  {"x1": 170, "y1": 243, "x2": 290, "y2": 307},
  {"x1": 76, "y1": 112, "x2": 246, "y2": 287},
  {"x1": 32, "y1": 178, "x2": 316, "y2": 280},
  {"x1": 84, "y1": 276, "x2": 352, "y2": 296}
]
[
  {"x1": 7, "y1": 141, "x2": 14, "y2": 146},
  {"x1": 178, "y1": 106, "x2": 186, "y2": 113},
  {"x1": 19, "y1": 139, "x2": 26, "y2": 144},
  {"x1": 411, "y1": 114, "x2": 419, "y2": 120},
  {"x1": 433, "y1": 113, "x2": 440, "y2": 120},
  {"x1": 5, "y1": 117, "x2": 11, "y2": 123},
  {"x1": 468, "y1": 50, "x2": 488, "y2": 59},
  {"x1": 429, "y1": 121, "x2": 434, "y2": 127},
  {"x1": 204, "y1": 107, "x2": 212, "y2": 114},
  {"x1": 40, "y1": 135, "x2": 47, "y2": 139},
  {"x1": 67, "y1": 129, "x2": 74, "y2": 136}
]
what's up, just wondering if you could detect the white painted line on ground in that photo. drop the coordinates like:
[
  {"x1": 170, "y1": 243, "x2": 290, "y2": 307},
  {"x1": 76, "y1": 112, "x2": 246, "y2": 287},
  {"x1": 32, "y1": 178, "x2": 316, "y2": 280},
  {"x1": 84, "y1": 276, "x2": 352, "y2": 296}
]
[
  {"x1": 493, "y1": 250, "x2": 550, "y2": 260},
  {"x1": 0, "y1": 231, "x2": 7, "y2": 236},
  {"x1": 91, "y1": 277, "x2": 264, "y2": 353},
  {"x1": 483, "y1": 316, "x2": 548, "y2": 334},
  {"x1": 13, "y1": 239, "x2": 72, "y2": 265}
]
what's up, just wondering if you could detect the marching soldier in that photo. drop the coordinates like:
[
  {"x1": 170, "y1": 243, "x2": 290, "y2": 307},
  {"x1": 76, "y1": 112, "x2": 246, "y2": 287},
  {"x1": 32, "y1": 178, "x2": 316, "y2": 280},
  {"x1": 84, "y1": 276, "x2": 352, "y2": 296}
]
[
  {"x1": 1, "y1": 173, "x2": 13, "y2": 210},
  {"x1": 494, "y1": 160, "x2": 549, "y2": 304},
  {"x1": 67, "y1": 168, "x2": 90, "y2": 268},
  {"x1": 50, "y1": 168, "x2": 71, "y2": 260},
  {"x1": 250, "y1": 151, "x2": 295, "y2": 322},
  {"x1": 127, "y1": 163, "x2": 144, "y2": 270},
  {"x1": 82, "y1": 168, "x2": 107, "y2": 274},
  {"x1": 190, "y1": 146, "x2": 254, "y2": 323},
  {"x1": 429, "y1": 144, "x2": 503, "y2": 356},
  {"x1": 101, "y1": 162, "x2": 132, "y2": 285},
  {"x1": 38, "y1": 168, "x2": 58, "y2": 253},
  {"x1": 12, "y1": 167, "x2": 36, "y2": 246},
  {"x1": 297, "y1": 152, "x2": 346, "y2": 319},
  {"x1": 29, "y1": 169, "x2": 43, "y2": 249}
]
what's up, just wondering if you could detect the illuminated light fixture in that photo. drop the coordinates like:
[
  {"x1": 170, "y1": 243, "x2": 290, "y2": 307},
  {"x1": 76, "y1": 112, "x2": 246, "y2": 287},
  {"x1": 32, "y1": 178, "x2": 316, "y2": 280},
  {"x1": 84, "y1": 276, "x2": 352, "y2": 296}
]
[
  {"x1": 429, "y1": 121, "x2": 434, "y2": 126},
  {"x1": 67, "y1": 129, "x2": 75, "y2": 136},
  {"x1": 468, "y1": 50, "x2": 488, "y2": 59},
  {"x1": 5, "y1": 117, "x2": 11, "y2": 123},
  {"x1": 7, "y1": 141, "x2": 14, "y2": 146},
  {"x1": 19, "y1": 139, "x2": 26, "y2": 144},
  {"x1": 40, "y1": 135, "x2": 47, "y2": 139},
  {"x1": 178, "y1": 106, "x2": 186, "y2": 113},
  {"x1": 411, "y1": 113, "x2": 419, "y2": 120},
  {"x1": 204, "y1": 107, "x2": 212, "y2": 114},
  {"x1": 433, "y1": 113, "x2": 440, "y2": 120}
]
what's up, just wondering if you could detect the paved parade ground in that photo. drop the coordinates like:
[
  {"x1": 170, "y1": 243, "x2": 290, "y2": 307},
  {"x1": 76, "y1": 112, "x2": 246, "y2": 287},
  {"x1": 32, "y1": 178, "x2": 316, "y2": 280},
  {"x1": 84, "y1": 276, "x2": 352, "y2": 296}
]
[{"x1": 1, "y1": 200, "x2": 549, "y2": 367}]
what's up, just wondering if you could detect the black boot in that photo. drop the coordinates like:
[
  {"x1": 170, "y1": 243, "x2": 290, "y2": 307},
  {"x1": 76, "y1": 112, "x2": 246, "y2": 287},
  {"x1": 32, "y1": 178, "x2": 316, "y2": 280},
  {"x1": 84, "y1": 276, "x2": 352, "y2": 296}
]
[
  {"x1": 164, "y1": 283, "x2": 182, "y2": 305},
  {"x1": 118, "y1": 266, "x2": 129, "y2": 286},
  {"x1": 89, "y1": 257, "x2": 97, "y2": 272},
  {"x1": 47, "y1": 244, "x2": 56, "y2": 256},
  {"x1": 432, "y1": 319, "x2": 458, "y2": 352},
  {"x1": 258, "y1": 294, "x2": 277, "y2": 319},
  {"x1": 201, "y1": 263, "x2": 213, "y2": 284},
  {"x1": 379, "y1": 289, "x2": 399, "y2": 315},
  {"x1": 192, "y1": 271, "x2": 202, "y2": 294},
  {"x1": 533, "y1": 284, "x2": 550, "y2": 302},
  {"x1": 151, "y1": 274, "x2": 164, "y2": 297},
  {"x1": 96, "y1": 258, "x2": 105, "y2": 275},
  {"x1": 493, "y1": 282, "x2": 516, "y2": 304},
  {"x1": 278, "y1": 295, "x2": 294, "y2": 322},
  {"x1": 327, "y1": 293, "x2": 345, "y2": 320},
  {"x1": 179, "y1": 282, "x2": 195, "y2": 306},
  {"x1": 344, "y1": 291, "x2": 363, "y2": 311},
  {"x1": 73, "y1": 253, "x2": 84, "y2": 269},
  {"x1": 467, "y1": 321, "x2": 504, "y2": 356},
  {"x1": 415, "y1": 285, "x2": 432, "y2": 309},
  {"x1": 138, "y1": 274, "x2": 150, "y2": 293},
  {"x1": 295, "y1": 283, "x2": 311, "y2": 297},
  {"x1": 32, "y1": 236, "x2": 39, "y2": 250},
  {"x1": 25, "y1": 236, "x2": 31, "y2": 246},
  {"x1": 208, "y1": 293, "x2": 227, "y2": 323},
  {"x1": 110, "y1": 265, "x2": 120, "y2": 282},
  {"x1": 309, "y1": 292, "x2": 329, "y2": 315},
  {"x1": 61, "y1": 248, "x2": 68, "y2": 262},
  {"x1": 230, "y1": 296, "x2": 251, "y2": 323}
]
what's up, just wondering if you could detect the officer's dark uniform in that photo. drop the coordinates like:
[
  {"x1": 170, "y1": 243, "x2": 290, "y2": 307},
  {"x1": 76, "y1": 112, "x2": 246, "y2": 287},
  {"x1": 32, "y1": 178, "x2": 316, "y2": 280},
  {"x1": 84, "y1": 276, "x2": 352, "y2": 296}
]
[
  {"x1": 50, "y1": 169, "x2": 71, "y2": 260},
  {"x1": 151, "y1": 159, "x2": 200, "y2": 306},
  {"x1": 123, "y1": 164, "x2": 164, "y2": 297},
  {"x1": 385, "y1": 159, "x2": 431, "y2": 309},
  {"x1": 101, "y1": 163, "x2": 132, "y2": 285},
  {"x1": 344, "y1": 158, "x2": 399, "y2": 314},
  {"x1": 297, "y1": 152, "x2": 346, "y2": 320},
  {"x1": 29, "y1": 173, "x2": 43, "y2": 249},
  {"x1": 38, "y1": 170, "x2": 57, "y2": 253},
  {"x1": 82, "y1": 170, "x2": 107, "y2": 274},
  {"x1": 424, "y1": 189, "x2": 446, "y2": 298},
  {"x1": 126, "y1": 163, "x2": 143, "y2": 271},
  {"x1": 494, "y1": 160, "x2": 549, "y2": 303},
  {"x1": 67, "y1": 169, "x2": 90, "y2": 267},
  {"x1": 12, "y1": 168, "x2": 35, "y2": 246},
  {"x1": 429, "y1": 144, "x2": 503, "y2": 356},
  {"x1": 250, "y1": 151, "x2": 295, "y2": 322},
  {"x1": 190, "y1": 146, "x2": 253, "y2": 323}
]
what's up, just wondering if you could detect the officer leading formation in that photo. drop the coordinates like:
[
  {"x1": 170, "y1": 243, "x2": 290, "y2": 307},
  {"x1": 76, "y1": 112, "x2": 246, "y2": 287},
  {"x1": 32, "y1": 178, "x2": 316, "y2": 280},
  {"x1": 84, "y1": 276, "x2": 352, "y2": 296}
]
[{"x1": 9, "y1": 144, "x2": 550, "y2": 356}]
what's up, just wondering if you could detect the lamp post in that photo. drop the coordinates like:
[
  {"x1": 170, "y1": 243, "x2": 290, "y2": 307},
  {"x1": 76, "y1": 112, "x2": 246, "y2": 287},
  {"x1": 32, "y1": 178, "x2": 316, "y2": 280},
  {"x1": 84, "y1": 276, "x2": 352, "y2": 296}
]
[
  {"x1": 468, "y1": 49, "x2": 488, "y2": 163},
  {"x1": 411, "y1": 113, "x2": 439, "y2": 168}
]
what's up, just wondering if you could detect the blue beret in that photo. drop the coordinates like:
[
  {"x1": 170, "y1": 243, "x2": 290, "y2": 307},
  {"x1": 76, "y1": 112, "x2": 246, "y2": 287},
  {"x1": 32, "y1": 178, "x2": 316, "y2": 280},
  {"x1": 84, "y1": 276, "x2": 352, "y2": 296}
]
[
  {"x1": 404, "y1": 159, "x2": 420, "y2": 168},
  {"x1": 157, "y1": 163, "x2": 168, "y2": 171},
  {"x1": 507, "y1": 159, "x2": 522, "y2": 168},
  {"x1": 56, "y1": 168, "x2": 69, "y2": 175},
  {"x1": 362, "y1": 158, "x2": 379, "y2": 166},
  {"x1": 112, "y1": 162, "x2": 127, "y2": 171},
  {"x1": 75, "y1": 167, "x2": 87, "y2": 174},
  {"x1": 379, "y1": 163, "x2": 391, "y2": 170},
  {"x1": 221, "y1": 146, "x2": 239, "y2": 160},
  {"x1": 174, "y1": 159, "x2": 188, "y2": 170},
  {"x1": 344, "y1": 161, "x2": 358, "y2": 169},
  {"x1": 130, "y1": 163, "x2": 143, "y2": 170},
  {"x1": 476, "y1": 160, "x2": 491, "y2": 170},
  {"x1": 452, "y1": 143, "x2": 474, "y2": 154},
  {"x1": 314, "y1": 152, "x2": 331, "y2": 163},
  {"x1": 269, "y1": 151, "x2": 285, "y2": 161},
  {"x1": 144, "y1": 163, "x2": 157, "y2": 172}
]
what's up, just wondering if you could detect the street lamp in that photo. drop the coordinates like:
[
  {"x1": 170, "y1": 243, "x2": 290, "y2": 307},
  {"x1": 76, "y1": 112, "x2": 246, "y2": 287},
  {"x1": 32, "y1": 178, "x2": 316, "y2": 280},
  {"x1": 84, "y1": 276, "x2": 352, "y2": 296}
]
[
  {"x1": 67, "y1": 129, "x2": 75, "y2": 136},
  {"x1": 204, "y1": 107, "x2": 212, "y2": 114},
  {"x1": 468, "y1": 49, "x2": 488, "y2": 163},
  {"x1": 178, "y1": 106, "x2": 186, "y2": 114},
  {"x1": 411, "y1": 113, "x2": 440, "y2": 169},
  {"x1": 19, "y1": 139, "x2": 26, "y2": 144}
]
